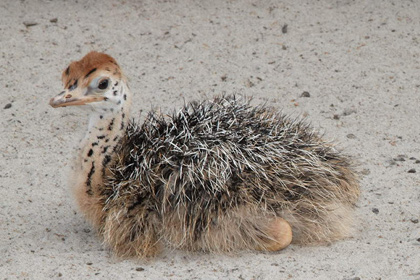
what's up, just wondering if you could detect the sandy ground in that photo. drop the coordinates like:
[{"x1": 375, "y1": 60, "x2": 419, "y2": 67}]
[{"x1": 1, "y1": 0, "x2": 419, "y2": 279}]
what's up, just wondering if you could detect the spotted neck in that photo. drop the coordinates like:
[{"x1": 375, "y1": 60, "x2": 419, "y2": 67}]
[{"x1": 78, "y1": 81, "x2": 132, "y2": 195}]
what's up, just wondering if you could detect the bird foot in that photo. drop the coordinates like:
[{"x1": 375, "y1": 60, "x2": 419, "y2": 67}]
[{"x1": 257, "y1": 217, "x2": 293, "y2": 251}]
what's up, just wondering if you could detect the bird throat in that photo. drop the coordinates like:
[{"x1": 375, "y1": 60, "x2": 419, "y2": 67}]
[{"x1": 78, "y1": 91, "x2": 131, "y2": 196}]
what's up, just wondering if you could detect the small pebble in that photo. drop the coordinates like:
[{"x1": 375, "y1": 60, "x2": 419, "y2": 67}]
[
  {"x1": 415, "y1": 160, "x2": 420, "y2": 164},
  {"x1": 394, "y1": 155, "x2": 406, "y2": 161},
  {"x1": 346, "y1": 134, "x2": 356, "y2": 139},
  {"x1": 136, "y1": 267, "x2": 145, "y2": 272},
  {"x1": 86, "y1": 262, "x2": 93, "y2": 265},
  {"x1": 4, "y1": 103, "x2": 12, "y2": 109},
  {"x1": 282, "y1": 24, "x2": 288, "y2": 34},
  {"x1": 58, "y1": 273, "x2": 62, "y2": 277},
  {"x1": 408, "y1": 169, "x2": 416, "y2": 173},
  {"x1": 417, "y1": 238, "x2": 420, "y2": 242},
  {"x1": 361, "y1": 169, "x2": 370, "y2": 175},
  {"x1": 301, "y1": 91, "x2": 310, "y2": 97},
  {"x1": 50, "y1": 18, "x2": 58, "y2": 23},
  {"x1": 409, "y1": 157, "x2": 416, "y2": 160},
  {"x1": 343, "y1": 108, "x2": 356, "y2": 116},
  {"x1": 372, "y1": 208, "x2": 379, "y2": 214},
  {"x1": 246, "y1": 79, "x2": 255, "y2": 88},
  {"x1": 23, "y1": 21, "x2": 38, "y2": 27},
  {"x1": 386, "y1": 159, "x2": 396, "y2": 166},
  {"x1": 410, "y1": 218, "x2": 419, "y2": 224},
  {"x1": 333, "y1": 114, "x2": 340, "y2": 120}
]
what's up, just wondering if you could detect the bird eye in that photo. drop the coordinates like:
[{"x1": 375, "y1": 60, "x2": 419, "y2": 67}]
[{"x1": 98, "y1": 79, "x2": 109, "y2": 90}]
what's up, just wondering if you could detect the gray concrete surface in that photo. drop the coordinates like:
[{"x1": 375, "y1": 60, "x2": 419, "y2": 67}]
[{"x1": 1, "y1": 0, "x2": 419, "y2": 279}]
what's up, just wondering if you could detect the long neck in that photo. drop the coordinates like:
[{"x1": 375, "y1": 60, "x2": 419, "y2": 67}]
[{"x1": 78, "y1": 83, "x2": 132, "y2": 195}]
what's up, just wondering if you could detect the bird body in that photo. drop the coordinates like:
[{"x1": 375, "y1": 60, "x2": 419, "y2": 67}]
[{"x1": 50, "y1": 52, "x2": 359, "y2": 258}]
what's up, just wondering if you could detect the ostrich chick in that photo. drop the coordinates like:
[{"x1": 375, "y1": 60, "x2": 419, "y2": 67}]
[{"x1": 49, "y1": 51, "x2": 360, "y2": 258}]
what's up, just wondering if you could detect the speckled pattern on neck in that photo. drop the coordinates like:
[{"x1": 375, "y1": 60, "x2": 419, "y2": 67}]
[{"x1": 78, "y1": 81, "x2": 131, "y2": 197}]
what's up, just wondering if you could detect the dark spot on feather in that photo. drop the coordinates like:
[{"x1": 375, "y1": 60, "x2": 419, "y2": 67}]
[
  {"x1": 87, "y1": 149, "x2": 93, "y2": 157},
  {"x1": 100, "y1": 115, "x2": 103, "y2": 119},
  {"x1": 113, "y1": 90, "x2": 118, "y2": 96},
  {"x1": 104, "y1": 97, "x2": 108, "y2": 101},
  {"x1": 117, "y1": 100, "x2": 121, "y2": 105},
  {"x1": 84, "y1": 68, "x2": 97, "y2": 79},
  {"x1": 65, "y1": 66, "x2": 70, "y2": 76},
  {"x1": 113, "y1": 136, "x2": 119, "y2": 141},
  {"x1": 114, "y1": 81, "x2": 119, "y2": 86},
  {"x1": 97, "y1": 135, "x2": 106, "y2": 139},
  {"x1": 92, "y1": 142, "x2": 98, "y2": 147},
  {"x1": 102, "y1": 146, "x2": 110, "y2": 153},
  {"x1": 108, "y1": 119, "x2": 115, "y2": 130},
  {"x1": 86, "y1": 162, "x2": 95, "y2": 194},
  {"x1": 123, "y1": 94, "x2": 127, "y2": 100}
]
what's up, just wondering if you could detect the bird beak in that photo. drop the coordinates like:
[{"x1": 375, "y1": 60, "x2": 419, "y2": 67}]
[{"x1": 49, "y1": 89, "x2": 105, "y2": 108}]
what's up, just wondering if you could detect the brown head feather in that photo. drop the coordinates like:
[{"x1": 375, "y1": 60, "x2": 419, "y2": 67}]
[{"x1": 61, "y1": 51, "x2": 123, "y2": 90}]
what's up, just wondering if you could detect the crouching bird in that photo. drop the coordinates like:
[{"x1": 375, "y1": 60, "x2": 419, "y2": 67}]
[{"x1": 49, "y1": 51, "x2": 360, "y2": 258}]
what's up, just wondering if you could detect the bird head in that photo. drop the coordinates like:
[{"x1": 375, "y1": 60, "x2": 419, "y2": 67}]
[{"x1": 49, "y1": 51, "x2": 127, "y2": 111}]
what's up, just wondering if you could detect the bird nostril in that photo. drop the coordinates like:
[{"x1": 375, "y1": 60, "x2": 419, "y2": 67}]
[{"x1": 65, "y1": 94, "x2": 72, "y2": 99}]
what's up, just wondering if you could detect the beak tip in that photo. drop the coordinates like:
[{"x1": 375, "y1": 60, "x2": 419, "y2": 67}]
[{"x1": 49, "y1": 98, "x2": 57, "y2": 108}]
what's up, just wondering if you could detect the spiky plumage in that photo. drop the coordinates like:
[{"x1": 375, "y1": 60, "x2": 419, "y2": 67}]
[{"x1": 99, "y1": 95, "x2": 359, "y2": 257}]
